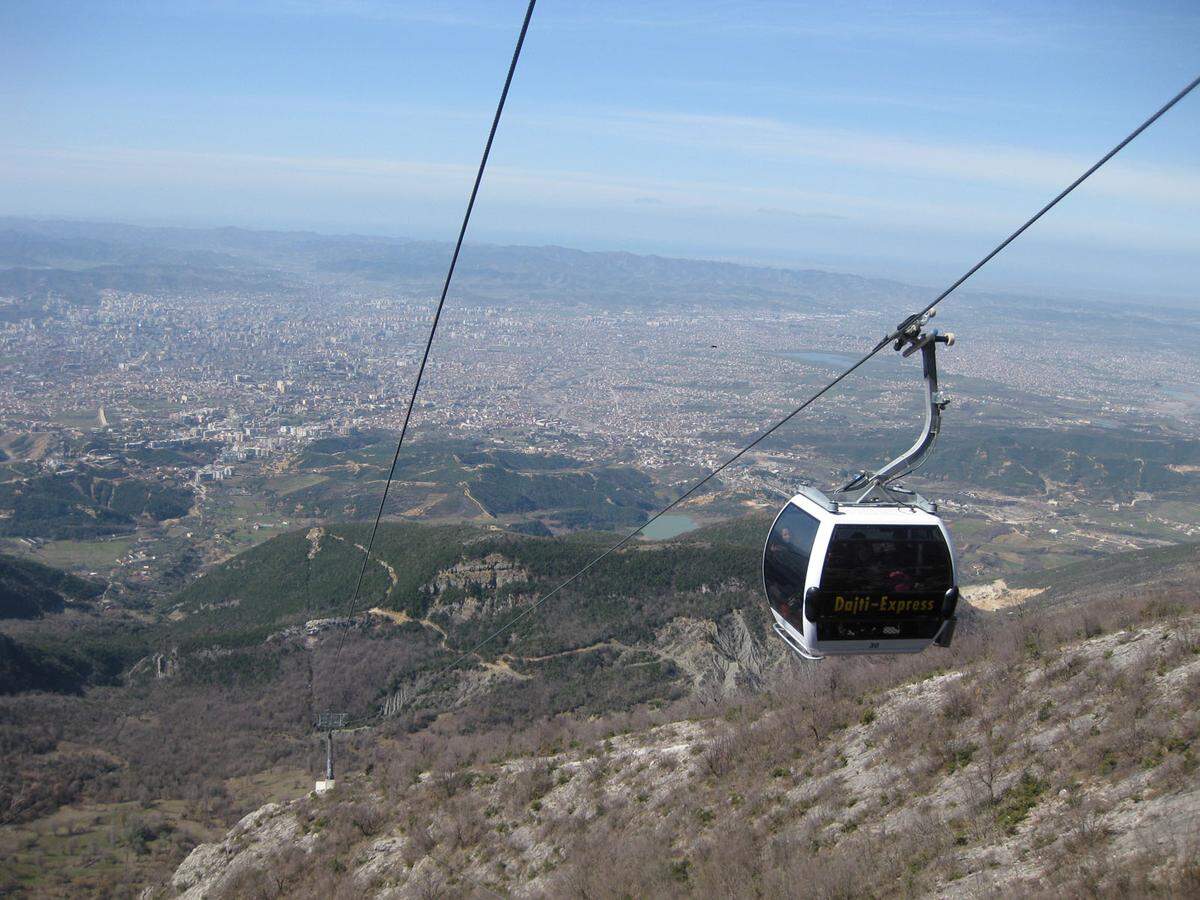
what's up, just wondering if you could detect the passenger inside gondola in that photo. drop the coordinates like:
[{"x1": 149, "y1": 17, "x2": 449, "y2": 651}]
[
  {"x1": 763, "y1": 503, "x2": 820, "y2": 628},
  {"x1": 823, "y1": 525, "x2": 952, "y2": 597}
]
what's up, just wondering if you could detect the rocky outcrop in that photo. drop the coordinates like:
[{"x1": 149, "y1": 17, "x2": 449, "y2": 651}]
[
  {"x1": 128, "y1": 649, "x2": 180, "y2": 681},
  {"x1": 423, "y1": 553, "x2": 532, "y2": 623},
  {"x1": 265, "y1": 615, "x2": 362, "y2": 647},
  {"x1": 168, "y1": 803, "x2": 315, "y2": 899},
  {"x1": 653, "y1": 609, "x2": 782, "y2": 697},
  {"x1": 153, "y1": 651, "x2": 178, "y2": 679},
  {"x1": 963, "y1": 578, "x2": 1046, "y2": 611},
  {"x1": 305, "y1": 527, "x2": 324, "y2": 560},
  {"x1": 430, "y1": 553, "x2": 528, "y2": 593}
]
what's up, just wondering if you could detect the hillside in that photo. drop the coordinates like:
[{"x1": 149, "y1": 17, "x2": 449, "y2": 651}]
[
  {"x1": 1012, "y1": 541, "x2": 1200, "y2": 603},
  {"x1": 277, "y1": 436, "x2": 661, "y2": 530},
  {"x1": 819, "y1": 425, "x2": 1200, "y2": 504},
  {"x1": 0, "y1": 553, "x2": 103, "y2": 619},
  {"x1": 2, "y1": 528, "x2": 1198, "y2": 897},
  {"x1": 0, "y1": 516, "x2": 783, "y2": 894},
  {"x1": 161, "y1": 517, "x2": 780, "y2": 725},
  {"x1": 158, "y1": 586, "x2": 1200, "y2": 898},
  {"x1": 0, "y1": 465, "x2": 193, "y2": 540}
]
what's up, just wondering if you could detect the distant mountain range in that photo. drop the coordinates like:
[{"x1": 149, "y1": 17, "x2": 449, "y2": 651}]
[
  {"x1": 4, "y1": 217, "x2": 1194, "y2": 329},
  {"x1": 0, "y1": 216, "x2": 947, "y2": 315}
]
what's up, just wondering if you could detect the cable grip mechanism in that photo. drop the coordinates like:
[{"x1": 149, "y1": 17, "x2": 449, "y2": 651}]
[{"x1": 837, "y1": 311, "x2": 957, "y2": 505}]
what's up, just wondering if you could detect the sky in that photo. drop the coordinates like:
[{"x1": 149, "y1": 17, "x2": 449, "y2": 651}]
[{"x1": 2, "y1": 0, "x2": 1198, "y2": 301}]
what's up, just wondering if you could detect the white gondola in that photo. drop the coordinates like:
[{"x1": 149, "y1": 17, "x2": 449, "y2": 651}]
[{"x1": 763, "y1": 313, "x2": 961, "y2": 659}]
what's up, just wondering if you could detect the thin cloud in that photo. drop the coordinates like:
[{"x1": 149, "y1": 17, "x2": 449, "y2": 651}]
[
  {"x1": 548, "y1": 1, "x2": 1068, "y2": 49},
  {"x1": 163, "y1": 0, "x2": 505, "y2": 28},
  {"x1": 565, "y1": 108, "x2": 1200, "y2": 207},
  {"x1": 5, "y1": 143, "x2": 1193, "y2": 252},
  {"x1": 757, "y1": 207, "x2": 848, "y2": 222}
]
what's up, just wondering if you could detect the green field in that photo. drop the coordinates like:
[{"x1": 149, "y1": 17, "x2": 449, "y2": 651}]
[
  {"x1": 4, "y1": 536, "x2": 135, "y2": 572},
  {"x1": 268, "y1": 473, "x2": 330, "y2": 497}
]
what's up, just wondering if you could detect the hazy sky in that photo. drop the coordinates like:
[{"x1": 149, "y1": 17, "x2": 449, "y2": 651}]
[{"x1": 3, "y1": 1, "x2": 1198, "y2": 300}]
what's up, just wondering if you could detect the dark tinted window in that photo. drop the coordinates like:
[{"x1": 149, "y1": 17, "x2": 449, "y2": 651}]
[
  {"x1": 764, "y1": 503, "x2": 821, "y2": 626},
  {"x1": 822, "y1": 619, "x2": 944, "y2": 641},
  {"x1": 822, "y1": 523, "x2": 952, "y2": 595}
]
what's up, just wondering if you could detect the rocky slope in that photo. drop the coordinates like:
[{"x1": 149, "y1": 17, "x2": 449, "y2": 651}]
[
  {"x1": 156, "y1": 519, "x2": 788, "y2": 729},
  {"x1": 5, "y1": 535, "x2": 1197, "y2": 898},
  {"x1": 155, "y1": 596, "x2": 1200, "y2": 898}
]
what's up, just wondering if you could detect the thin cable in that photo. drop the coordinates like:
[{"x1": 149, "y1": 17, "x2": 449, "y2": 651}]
[
  {"x1": 328, "y1": 0, "x2": 538, "y2": 675},
  {"x1": 419, "y1": 343, "x2": 885, "y2": 686},
  {"x1": 911, "y1": 73, "x2": 1200, "y2": 323},
  {"x1": 394, "y1": 72, "x2": 1200, "y2": 697}
]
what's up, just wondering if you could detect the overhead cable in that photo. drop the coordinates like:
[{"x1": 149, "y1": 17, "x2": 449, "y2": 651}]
[
  {"x1": 328, "y1": 0, "x2": 539, "y2": 677},
  {"x1": 400, "y1": 72, "x2": 1200, "y2": 694}
]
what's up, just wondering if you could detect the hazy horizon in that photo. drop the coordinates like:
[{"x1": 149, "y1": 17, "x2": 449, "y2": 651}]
[
  {"x1": 3, "y1": 0, "x2": 1198, "y2": 303},
  {"x1": 5, "y1": 212, "x2": 1196, "y2": 312}
]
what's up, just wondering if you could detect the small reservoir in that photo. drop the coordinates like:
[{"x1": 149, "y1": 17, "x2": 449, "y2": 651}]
[{"x1": 640, "y1": 514, "x2": 700, "y2": 540}]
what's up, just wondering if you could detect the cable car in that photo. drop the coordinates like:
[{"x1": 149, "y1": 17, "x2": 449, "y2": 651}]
[{"x1": 763, "y1": 313, "x2": 960, "y2": 659}]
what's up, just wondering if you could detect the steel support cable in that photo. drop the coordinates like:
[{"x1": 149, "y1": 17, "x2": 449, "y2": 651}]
[
  {"x1": 910, "y1": 72, "x2": 1200, "y2": 324},
  {"x1": 327, "y1": 0, "x2": 538, "y2": 677},
  {"x1": 389, "y1": 72, "x2": 1200, "y2": 702}
]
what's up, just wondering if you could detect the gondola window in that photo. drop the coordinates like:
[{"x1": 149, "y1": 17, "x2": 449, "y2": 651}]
[
  {"x1": 822, "y1": 525, "x2": 952, "y2": 597},
  {"x1": 763, "y1": 504, "x2": 820, "y2": 627}
]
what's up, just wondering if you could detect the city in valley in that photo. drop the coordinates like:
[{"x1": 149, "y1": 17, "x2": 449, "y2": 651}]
[{"x1": 2, "y1": 221, "x2": 1197, "y2": 606}]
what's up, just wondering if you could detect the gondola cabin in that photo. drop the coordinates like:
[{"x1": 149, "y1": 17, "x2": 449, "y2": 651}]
[{"x1": 763, "y1": 486, "x2": 959, "y2": 660}]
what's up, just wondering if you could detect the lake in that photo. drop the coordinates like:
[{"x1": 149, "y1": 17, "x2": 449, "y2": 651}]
[{"x1": 640, "y1": 514, "x2": 700, "y2": 540}]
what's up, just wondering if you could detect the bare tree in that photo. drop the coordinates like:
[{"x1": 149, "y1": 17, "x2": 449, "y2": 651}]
[{"x1": 970, "y1": 721, "x2": 1006, "y2": 807}]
